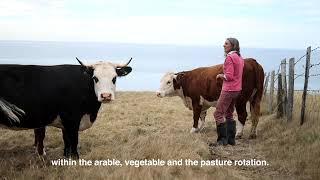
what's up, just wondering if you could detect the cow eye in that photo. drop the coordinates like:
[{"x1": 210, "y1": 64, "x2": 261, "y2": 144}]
[
  {"x1": 167, "y1": 81, "x2": 171, "y2": 85},
  {"x1": 92, "y1": 76, "x2": 99, "y2": 83},
  {"x1": 112, "y1": 77, "x2": 117, "y2": 84}
]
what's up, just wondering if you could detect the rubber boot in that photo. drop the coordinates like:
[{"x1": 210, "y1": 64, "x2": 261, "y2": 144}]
[
  {"x1": 210, "y1": 122, "x2": 227, "y2": 146},
  {"x1": 226, "y1": 120, "x2": 236, "y2": 145}
]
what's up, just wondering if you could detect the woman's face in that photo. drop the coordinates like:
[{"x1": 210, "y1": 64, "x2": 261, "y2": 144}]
[{"x1": 223, "y1": 40, "x2": 233, "y2": 53}]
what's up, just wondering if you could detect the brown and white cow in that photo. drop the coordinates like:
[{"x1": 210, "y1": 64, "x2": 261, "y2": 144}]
[{"x1": 157, "y1": 58, "x2": 264, "y2": 139}]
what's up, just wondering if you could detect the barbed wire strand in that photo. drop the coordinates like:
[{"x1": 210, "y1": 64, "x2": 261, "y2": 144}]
[
  {"x1": 310, "y1": 62, "x2": 320, "y2": 68},
  {"x1": 294, "y1": 73, "x2": 305, "y2": 80},
  {"x1": 309, "y1": 73, "x2": 320, "y2": 77},
  {"x1": 294, "y1": 46, "x2": 320, "y2": 65}
]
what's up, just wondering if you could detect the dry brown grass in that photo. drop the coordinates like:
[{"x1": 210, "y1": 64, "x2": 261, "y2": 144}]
[
  {"x1": 0, "y1": 92, "x2": 319, "y2": 179},
  {"x1": 256, "y1": 93, "x2": 320, "y2": 180},
  {"x1": 263, "y1": 91, "x2": 320, "y2": 121}
]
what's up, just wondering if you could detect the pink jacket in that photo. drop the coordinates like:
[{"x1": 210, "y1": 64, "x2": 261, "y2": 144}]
[{"x1": 222, "y1": 51, "x2": 244, "y2": 91}]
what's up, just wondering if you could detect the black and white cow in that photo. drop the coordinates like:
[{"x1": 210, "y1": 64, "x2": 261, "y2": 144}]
[{"x1": 0, "y1": 58, "x2": 132, "y2": 159}]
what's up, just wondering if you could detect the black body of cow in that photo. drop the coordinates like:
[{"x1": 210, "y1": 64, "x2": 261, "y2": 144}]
[{"x1": 0, "y1": 64, "x2": 101, "y2": 158}]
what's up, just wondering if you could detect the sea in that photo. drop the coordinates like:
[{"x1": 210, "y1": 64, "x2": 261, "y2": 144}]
[{"x1": 0, "y1": 41, "x2": 319, "y2": 91}]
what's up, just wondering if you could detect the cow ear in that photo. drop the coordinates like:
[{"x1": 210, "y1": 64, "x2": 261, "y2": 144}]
[
  {"x1": 173, "y1": 74, "x2": 181, "y2": 89},
  {"x1": 84, "y1": 67, "x2": 94, "y2": 76},
  {"x1": 116, "y1": 66, "x2": 132, "y2": 77}
]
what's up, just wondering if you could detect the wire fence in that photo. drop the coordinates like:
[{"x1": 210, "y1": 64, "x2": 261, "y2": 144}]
[{"x1": 263, "y1": 46, "x2": 320, "y2": 125}]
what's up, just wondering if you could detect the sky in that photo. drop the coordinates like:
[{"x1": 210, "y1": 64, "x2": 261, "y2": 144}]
[{"x1": 0, "y1": 0, "x2": 319, "y2": 49}]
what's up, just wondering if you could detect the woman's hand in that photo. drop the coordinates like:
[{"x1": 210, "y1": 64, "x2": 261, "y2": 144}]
[{"x1": 216, "y1": 74, "x2": 225, "y2": 80}]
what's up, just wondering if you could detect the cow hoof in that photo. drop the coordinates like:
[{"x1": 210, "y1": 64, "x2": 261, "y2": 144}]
[
  {"x1": 65, "y1": 150, "x2": 79, "y2": 160},
  {"x1": 249, "y1": 134, "x2": 257, "y2": 139},
  {"x1": 37, "y1": 150, "x2": 46, "y2": 156},
  {"x1": 63, "y1": 155, "x2": 77, "y2": 159},
  {"x1": 35, "y1": 148, "x2": 46, "y2": 156},
  {"x1": 71, "y1": 153, "x2": 79, "y2": 160},
  {"x1": 190, "y1": 128, "x2": 199, "y2": 133}
]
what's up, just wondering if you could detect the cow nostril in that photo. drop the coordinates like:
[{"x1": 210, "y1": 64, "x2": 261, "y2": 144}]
[{"x1": 101, "y1": 93, "x2": 112, "y2": 100}]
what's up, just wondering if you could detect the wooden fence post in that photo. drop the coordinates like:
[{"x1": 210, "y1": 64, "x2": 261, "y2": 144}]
[
  {"x1": 263, "y1": 72, "x2": 270, "y2": 97},
  {"x1": 281, "y1": 59, "x2": 287, "y2": 116},
  {"x1": 277, "y1": 74, "x2": 283, "y2": 118},
  {"x1": 269, "y1": 70, "x2": 275, "y2": 113},
  {"x1": 287, "y1": 58, "x2": 295, "y2": 122},
  {"x1": 301, "y1": 47, "x2": 311, "y2": 125}
]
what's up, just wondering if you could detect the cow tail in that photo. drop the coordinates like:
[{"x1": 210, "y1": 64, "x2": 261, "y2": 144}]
[
  {"x1": 250, "y1": 61, "x2": 265, "y2": 117},
  {"x1": 0, "y1": 98, "x2": 25, "y2": 124}
]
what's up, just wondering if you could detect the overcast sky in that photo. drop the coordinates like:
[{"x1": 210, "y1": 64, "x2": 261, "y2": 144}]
[{"x1": 0, "y1": 0, "x2": 319, "y2": 49}]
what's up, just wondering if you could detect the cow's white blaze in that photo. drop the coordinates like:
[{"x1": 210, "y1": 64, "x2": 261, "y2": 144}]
[
  {"x1": 157, "y1": 72, "x2": 177, "y2": 97},
  {"x1": 91, "y1": 62, "x2": 117, "y2": 102}
]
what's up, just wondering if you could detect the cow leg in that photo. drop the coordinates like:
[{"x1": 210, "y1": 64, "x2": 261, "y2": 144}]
[
  {"x1": 190, "y1": 103, "x2": 202, "y2": 133},
  {"x1": 34, "y1": 127, "x2": 46, "y2": 155},
  {"x1": 62, "y1": 128, "x2": 79, "y2": 159},
  {"x1": 34, "y1": 129, "x2": 38, "y2": 147},
  {"x1": 69, "y1": 129, "x2": 79, "y2": 159},
  {"x1": 249, "y1": 100, "x2": 261, "y2": 139},
  {"x1": 235, "y1": 101, "x2": 247, "y2": 139},
  {"x1": 198, "y1": 110, "x2": 207, "y2": 132},
  {"x1": 60, "y1": 113, "x2": 80, "y2": 159},
  {"x1": 62, "y1": 130, "x2": 71, "y2": 157}
]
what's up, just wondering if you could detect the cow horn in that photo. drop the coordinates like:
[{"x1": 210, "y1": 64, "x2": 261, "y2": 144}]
[
  {"x1": 174, "y1": 72, "x2": 185, "y2": 76},
  {"x1": 115, "y1": 57, "x2": 132, "y2": 68},
  {"x1": 76, "y1": 57, "x2": 86, "y2": 67}
]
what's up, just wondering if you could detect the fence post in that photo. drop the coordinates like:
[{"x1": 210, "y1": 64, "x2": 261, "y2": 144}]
[
  {"x1": 277, "y1": 74, "x2": 283, "y2": 118},
  {"x1": 269, "y1": 70, "x2": 275, "y2": 113},
  {"x1": 263, "y1": 72, "x2": 270, "y2": 97},
  {"x1": 300, "y1": 46, "x2": 311, "y2": 125},
  {"x1": 287, "y1": 58, "x2": 295, "y2": 122},
  {"x1": 281, "y1": 59, "x2": 287, "y2": 116}
]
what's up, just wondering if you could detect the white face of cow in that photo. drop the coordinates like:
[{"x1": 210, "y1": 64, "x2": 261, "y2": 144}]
[
  {"x1": 157, "y1": 72, "x2": 177, "y2": 97},
  {"x1": 77, "y1": 58, "x2": 132, "y2": 103},
  {"x1": 92, "y1": 62, "x2": 118, "y2": 102}
]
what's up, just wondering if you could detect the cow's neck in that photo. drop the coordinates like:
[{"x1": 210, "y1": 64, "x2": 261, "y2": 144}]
[
  {"x1": 175, "y1": 87, "x2": 193, "y2": 110},
  {"x1": 81, "y1": 83, "x2": 102, "y2": 124}
]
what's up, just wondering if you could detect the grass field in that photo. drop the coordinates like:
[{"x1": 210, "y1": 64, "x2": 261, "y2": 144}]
[{"x1": 0, "y1": 92, "x2": 319, "y2": 179}]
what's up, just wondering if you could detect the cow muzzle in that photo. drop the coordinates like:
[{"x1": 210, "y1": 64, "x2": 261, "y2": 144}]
[
  {"x1": 156, "y1": 91, "x2": 164, "y2": 98},
  {"x1": 100, "y1": 93, "x2": 112, "y2": 103}
]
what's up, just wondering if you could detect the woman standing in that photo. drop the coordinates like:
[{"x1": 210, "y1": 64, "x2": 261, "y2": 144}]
[{"x1": 212, "y1": 38, "x2": 244, "y2": 146}]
